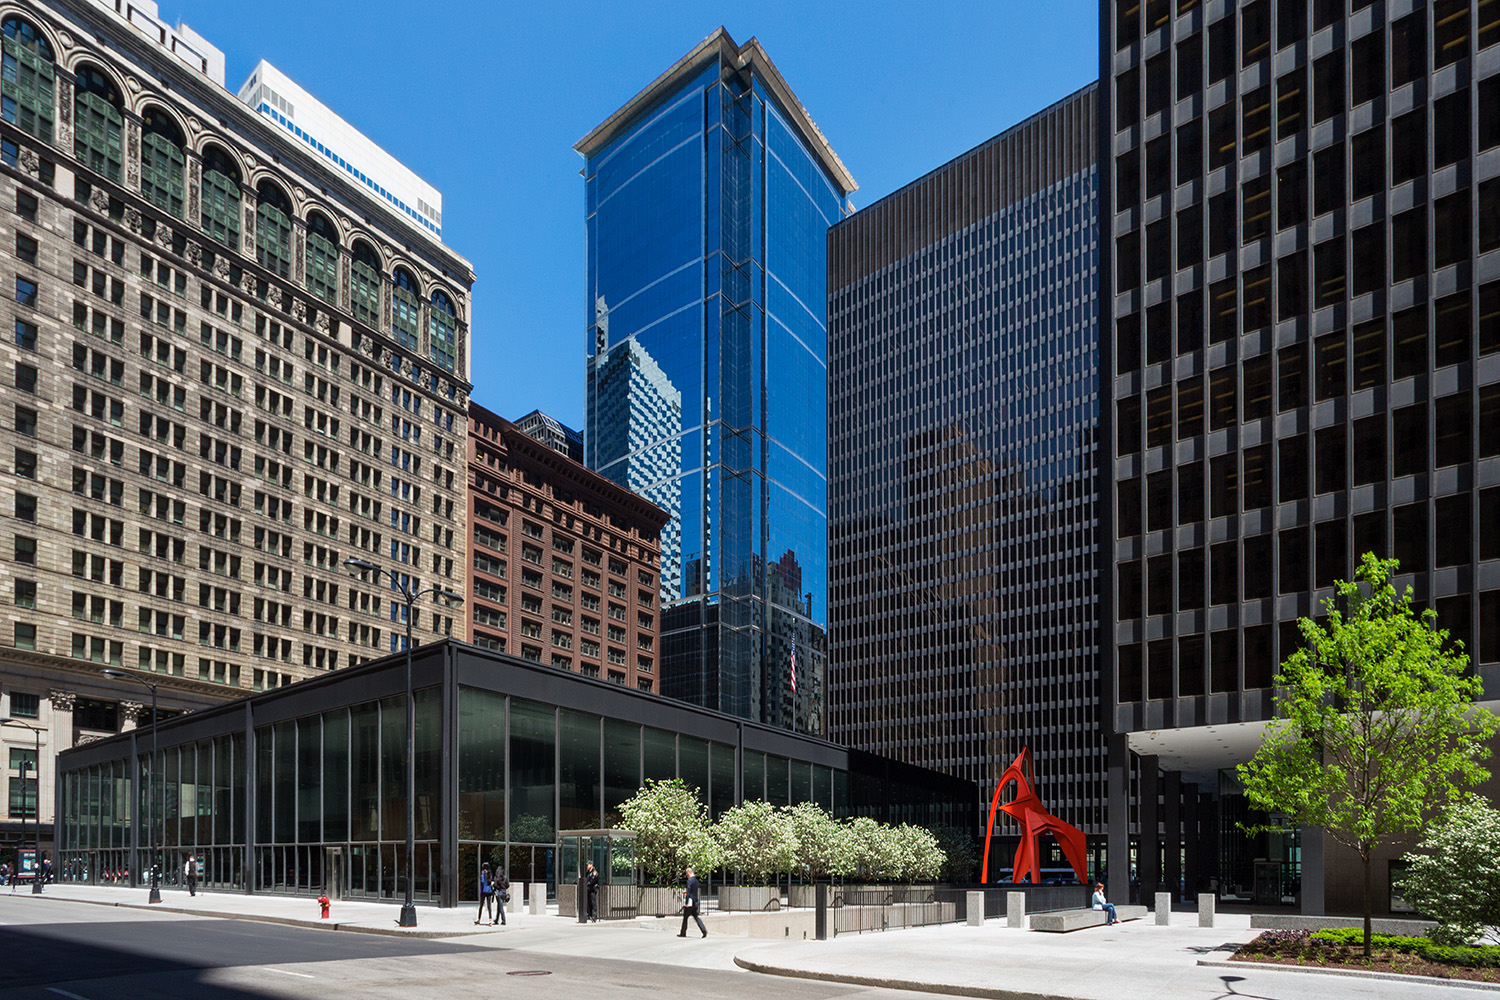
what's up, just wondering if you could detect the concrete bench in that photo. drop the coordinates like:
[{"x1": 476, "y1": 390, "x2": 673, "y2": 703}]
[{"x1": 1030, "y1": 905, "x2": 1147, "y2": 932}]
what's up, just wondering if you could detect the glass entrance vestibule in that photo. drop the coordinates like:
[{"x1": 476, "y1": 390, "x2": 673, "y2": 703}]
[{"x1": 58, "y1": 641, "x2": 973, "y2": 906}]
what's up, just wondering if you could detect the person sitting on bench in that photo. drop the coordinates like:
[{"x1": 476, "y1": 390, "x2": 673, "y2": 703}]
[{"x1": 1092, "y1": 882, "x2": 1118, "y2": 925}]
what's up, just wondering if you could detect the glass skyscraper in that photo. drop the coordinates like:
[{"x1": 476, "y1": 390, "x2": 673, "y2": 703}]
[{"x1": 578, "y1": 28, "x2": 855, "y2": 733}]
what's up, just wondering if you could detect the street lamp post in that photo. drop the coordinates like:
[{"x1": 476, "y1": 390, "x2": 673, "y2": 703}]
[
  {"x1": 343, "y1": 556, "x2": 463, "y2": 928},
  {"x1": 100, "y1": 669, "x2": 161, "y2": 904},
  {"x1": 0, "y1": 719, "x2": 43, "y2": 893}
]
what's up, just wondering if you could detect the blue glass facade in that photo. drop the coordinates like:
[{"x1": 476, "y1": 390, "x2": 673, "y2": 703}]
[{"x1": 580, "y1": 31, "x2": 854, "y2": 734}]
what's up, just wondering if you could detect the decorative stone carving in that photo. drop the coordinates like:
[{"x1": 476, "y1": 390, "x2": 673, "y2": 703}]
[
  {"x1": 125, "y1": 119, "x2": 139, "y2": 188},
  {"x1": 294, "y1": 228, "x2": 305, "y2": 283},
  {"x1": 125, "y1": 207, "x2": 143, "y2": 233},
  {"x1": 47, "y1": 689, "x2": 77, "y2": 712},
  {"x1": 240, "y1": 272, "x2": 257, "y2": 295},
  {"x1": 188, "y1": 159, "x2": 200, "y2": 221},
  {"x1": 90, "y1": 187, "x2": 110, "y2": 212},
  {"x1": 214, "y1": 256, "x2": 231, "y2": 280},
  {"x1": 126, "y1": 75, "x2": 141, "y2": 93},
  {"x1": 119, "y1": 701, "x2": 143, "y2": 723},
  {"x1": 455, "y1": 390, "x2": 469, "y2": 408},
  {"x1": 154, "y1": 223, "x2": 173, "y2": 248},
  {"x1": 437, "y1": 378, "x2": 450, "y2": 398},
  {"x1": 57, "y1": 77, "x2": 73, "y2": 149},
  {"x1": 339, "y1": 255, "x2": 351, "y2": 311},
  {"x1": 315, "y1": 311, "x2": 330, "y2": 335},
  {"x1": 187, "y1": 115, "x2": 201, "y2": 133},
  {"x1": 186, "y1": 241, "x2": 202, "y2": 266},
  {"x1": 17, "y1": 147, "x2": 37, "y2": 176},
  {"x1": 358, "y1": 335, "x2": 377, "y2": 359},
  {"x1": 292, "y1": 298, "x2": 307, "y2": 323}
]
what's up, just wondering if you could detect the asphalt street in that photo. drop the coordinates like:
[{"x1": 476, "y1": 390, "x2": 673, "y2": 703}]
[{"x1": 0, "y1": 896, "x2": 955, "y2": 1000}]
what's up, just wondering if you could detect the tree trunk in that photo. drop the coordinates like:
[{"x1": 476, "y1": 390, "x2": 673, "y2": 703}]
[{"x1": 1361, "y1": 848, "x2": 1372, "y2": 958}]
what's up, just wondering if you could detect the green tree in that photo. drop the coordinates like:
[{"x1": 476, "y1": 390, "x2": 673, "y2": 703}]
[
  {"x1": 892, "y1": 824, "x2": 946, "y2": 882},
  {"x1": 1399, "y1": 798, "x2": 1500, "y2": 945},
  {"x1": 714, "y1": 800, "x2": 797, "y2": 884},
  {"x1": 617, "y1": 778, "x2": 719, "y2": 885},
  {"x1": 786, "y1": 802, "x2": 852, "y2": 881},
  {"x1": 1236, "y1": 554, "x2": 1497, "y2": 956}
]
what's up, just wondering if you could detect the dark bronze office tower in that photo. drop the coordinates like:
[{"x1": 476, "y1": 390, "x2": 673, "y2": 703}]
[
  {"x1": 1102, "y1": 0, "x2": 1500, "y2": 914},
  {"x1": 828, "y1": 86, "x2": 1102, "y2": 857}
]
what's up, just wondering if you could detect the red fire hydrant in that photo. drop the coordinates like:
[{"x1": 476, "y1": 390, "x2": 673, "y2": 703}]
[{"x1": 318, "y1": 895, "x2": 330, "y2": 919}]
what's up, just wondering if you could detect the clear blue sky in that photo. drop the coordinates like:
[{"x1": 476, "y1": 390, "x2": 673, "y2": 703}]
[{"x1": 169, "y1": 1, "x2": 1099, "y2": 429}]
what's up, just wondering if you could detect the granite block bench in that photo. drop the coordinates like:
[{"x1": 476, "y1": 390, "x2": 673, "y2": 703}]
[{"x1": 1030, "y1": 904, "x2": 1147, "y2": 931}]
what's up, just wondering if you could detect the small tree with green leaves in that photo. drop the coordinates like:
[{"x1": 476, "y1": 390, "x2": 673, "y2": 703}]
[
  {"x1": 714, "y1": 799, "x2": 798, "y2": 884},
  {"x1": 1399, "y1": 798, "x2": 1500, "y2": 945},
  {"x1": 786, "y1": 801, "x2": 852, "y2": 881},
  {"x1": 617, "y1": 778, "x2": 718, "y2": 885},
  {"x1": 1236, "y1": 554, "x2": 1497, "y2": 956},
  {"x1": 892, "y1": 824, "x2": 946, "y2": 882},
  {"x1": 846, "y1": 816, "x2": 898, "y2": 881}
]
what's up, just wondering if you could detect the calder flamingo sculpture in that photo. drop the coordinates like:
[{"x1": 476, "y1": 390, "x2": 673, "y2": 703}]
[{"x1": 980, "y1": 746, "x2": 1089, "y2": 885}]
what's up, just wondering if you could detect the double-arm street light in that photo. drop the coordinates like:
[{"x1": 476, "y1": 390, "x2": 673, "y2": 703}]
[
  {"x1": 100, "y1": 669, "x2": 162, "y2": 904},
  {"x1": 0, "y1": 718, "x2": 43, "y2": 893},
  {"x1": 343, "y1": 556, "x2": 463, "y2": 927}
]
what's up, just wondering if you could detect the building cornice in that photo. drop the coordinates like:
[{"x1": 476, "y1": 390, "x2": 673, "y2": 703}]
[
  {"x1": 43, "y1": 0, "x2": 474, "y2": 282},
  {"x1": 574, "y1": 26, "x2": 856, "y2": 197}
]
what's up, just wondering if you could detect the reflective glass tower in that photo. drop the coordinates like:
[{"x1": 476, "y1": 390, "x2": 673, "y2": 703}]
[{"x1": 578, "y1": 28, "x2": 855, "y2": 733}]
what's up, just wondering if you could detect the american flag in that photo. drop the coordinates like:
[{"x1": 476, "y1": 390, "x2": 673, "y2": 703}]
[{"x1": 790, "y1": 632, "x2": 797, "y2": 694}]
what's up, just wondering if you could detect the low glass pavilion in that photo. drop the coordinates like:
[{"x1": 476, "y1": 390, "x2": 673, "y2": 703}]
[{"x1": 56, "y1": 641, "x2": 972, "y2": 906}]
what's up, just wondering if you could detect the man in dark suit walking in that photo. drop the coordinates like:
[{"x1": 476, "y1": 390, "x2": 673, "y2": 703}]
[{"x1": 677, "y1": 866, "x2": 706, "y2": 938}]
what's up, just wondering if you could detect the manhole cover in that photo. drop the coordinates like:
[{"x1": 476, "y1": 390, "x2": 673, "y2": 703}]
[{"x1": 507, "y1": 971, "x2": 552, "y2": 977}]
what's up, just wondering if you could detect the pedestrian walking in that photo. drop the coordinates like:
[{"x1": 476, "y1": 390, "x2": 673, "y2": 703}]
[
  {"x1": 475, "y1": 861, "x2": 496, "y2": 924},
  {"x1": 39, "y1": 856, "x2": 50, "y2": 888},
  {"x1": 585, "y1": 860, "x2": 600, "y2": 922},
  {"x1": 184, "y1": 854, "x2": 197, "y2": 896},
  {"x1": 677, "y1": 866, "x2": 706, "y2": 938},
  {"x1": 493, "y1": 864, "x2": 509, "y2": 926}
]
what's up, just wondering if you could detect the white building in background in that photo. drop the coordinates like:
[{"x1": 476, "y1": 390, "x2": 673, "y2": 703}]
[{"x1": 236, "y1": 61, "x2": 444, "y2": 241}]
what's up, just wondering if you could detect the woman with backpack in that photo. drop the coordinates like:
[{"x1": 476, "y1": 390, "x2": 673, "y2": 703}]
[{"x1": 476, "y1": 862, "x2": 496, "y2": 924}]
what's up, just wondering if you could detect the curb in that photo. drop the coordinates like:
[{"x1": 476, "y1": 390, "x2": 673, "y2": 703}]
[
  {"x1": 20, "y1": 892, "x2": 502, "y2": 939},
  {"x1": 1197, "y1": 957, "x2": 1500, "y2": 992},
  {"x1": 732, "y1": 954, "x2": 1060, "y2": 1000}
]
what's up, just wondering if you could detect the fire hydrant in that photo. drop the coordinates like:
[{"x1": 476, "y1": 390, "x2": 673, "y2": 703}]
[{"x1": 318, "y1": 895, "x2": 330, "y2": 919}]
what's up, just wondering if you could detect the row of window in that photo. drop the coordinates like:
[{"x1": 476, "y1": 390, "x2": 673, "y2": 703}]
[{"x1": 1, "y1": 16, "x2": 462, "y2": 372}]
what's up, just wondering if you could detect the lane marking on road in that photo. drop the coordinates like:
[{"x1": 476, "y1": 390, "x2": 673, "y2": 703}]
[
  {"x1": 262, "y1": 968, "x2": 315, "y2": 979},
  {"x1": 47, "y1": 989, "x2": 93, "y2": 1000}
]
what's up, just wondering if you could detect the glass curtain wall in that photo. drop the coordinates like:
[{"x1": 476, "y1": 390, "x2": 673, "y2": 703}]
[{"x1": 60, "y1": 693, "x2": 440, "y2": 902}]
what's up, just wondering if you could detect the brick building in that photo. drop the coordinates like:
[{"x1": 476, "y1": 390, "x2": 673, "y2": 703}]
[{"x1": 468, "y1": 404, "x2": 668, "y2": 690}]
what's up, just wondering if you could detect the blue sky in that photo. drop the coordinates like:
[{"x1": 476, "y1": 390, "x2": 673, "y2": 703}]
[{"x1": 170, "y1": 1, "x2": 1099, "y2": 428}]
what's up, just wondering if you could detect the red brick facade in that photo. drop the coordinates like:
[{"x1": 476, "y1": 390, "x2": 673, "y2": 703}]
[{"x1": 467, "y1": 404, "x2": 668, "y2": 689}]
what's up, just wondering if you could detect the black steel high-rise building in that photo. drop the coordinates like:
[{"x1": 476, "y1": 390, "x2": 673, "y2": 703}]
[
  {"x1": 828, "y1": 86, "x2": 1103, "y2": 848},
  {"x1": 1102, "y1": 0, "x2": 1500, "y2": 914}
]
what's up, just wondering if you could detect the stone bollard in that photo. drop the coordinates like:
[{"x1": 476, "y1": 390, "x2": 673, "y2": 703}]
[
  {"x1": 1198, "y1": 893, "x2": 1215, "y2": 927},
  {"x1": 1007, "y1": 891, "x2": 1025, "y2": 929},
  {"x1": 509, "y1": 884, "x2": 521, "y2": 913},
  {"x1": 529, "y1": 882, "x2": 546, "y2": 915},
  {"x1": 966, "y1": 891, "x2": 985, "y2": 926},
  {"x1": 1155, "y1": 892, "x2": 1171, "y2": 925}
]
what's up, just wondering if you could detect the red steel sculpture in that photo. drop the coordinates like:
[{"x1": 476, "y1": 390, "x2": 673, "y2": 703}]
[{"x1": 980, "y1": 746, "x2": 1088, "y2": 885}]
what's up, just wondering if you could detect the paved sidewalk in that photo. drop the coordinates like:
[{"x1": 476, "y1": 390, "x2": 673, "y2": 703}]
[
  {"x1": 12, "y1": 884, "x2": 1491, "y2": 998},
  {"x1": 736, "y1": 916, "x2": 1496, "y2": 999}
]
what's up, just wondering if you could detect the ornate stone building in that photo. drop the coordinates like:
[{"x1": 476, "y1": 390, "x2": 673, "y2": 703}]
[{"x1": 0, "y1": 0, "x2": 474, "y2": 858}]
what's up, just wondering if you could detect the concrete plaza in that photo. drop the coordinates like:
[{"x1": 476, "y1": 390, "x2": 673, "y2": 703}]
[{"x1": 7, "y1": 882, "x2": 1487, "y2": 999}]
